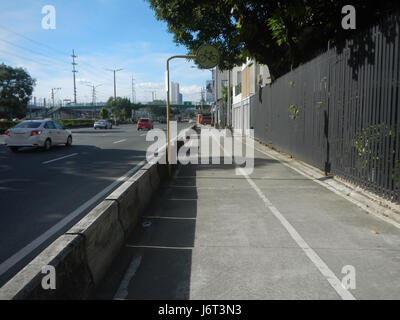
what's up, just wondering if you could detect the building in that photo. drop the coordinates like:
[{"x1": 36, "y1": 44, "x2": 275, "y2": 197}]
[
  {"x1": 171, "y1": 82, "x2": 180, "y2": 104},
  {"x1": 178, "y1": 93, "x2": 183, "y2": 105},
  {"x1": 231, "y1": 59, "x2": 271, "y2": 135},
  {"x1": 211, "y1": 68, "x2": 229, "y2": 126},
  {"x1": 206, "y1": 80, "x2": 214, "y2": 103}
]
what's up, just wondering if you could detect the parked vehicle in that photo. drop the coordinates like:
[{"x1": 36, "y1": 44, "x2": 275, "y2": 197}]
[
  {"x1": 94, "y1": 120, "x2": 113, "y2": 129},
  {"x1": 137, "y1": 118, "x2": 153, "y2": 130},
  {"x1": 4, "y1": 120, "x2": 72, "y2": 152}
]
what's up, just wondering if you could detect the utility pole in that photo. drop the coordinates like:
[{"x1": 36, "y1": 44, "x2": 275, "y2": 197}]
[
  {"x1": 86, "y1": 83, "x2": 103, "y2": 119},
  {"x1": 51, "y1": 88, "x2": 61, "y2": 108},
  {"x1": 131, "y1": 77, "x2": 136, "y2": 104},
  {"x1": 71, "y1": 49, "x2": 78, "y2": 104},
  {"x1": 106, "y1": 68, "x2": 123, "y2": 100}
]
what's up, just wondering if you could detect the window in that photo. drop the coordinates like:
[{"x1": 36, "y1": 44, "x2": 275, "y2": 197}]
[
  {"x1": 14, "y1": 121, "x2": 41, "y2": 129},
  {"x1": 237, "y1": 71, "x2": 242, "y2": 84},
  {"x1": 53, "y1": 122, "x2": 63, "y2": 130},
  {"x1": 44, "y1": 121, "x2": 55, "y2": 129}
]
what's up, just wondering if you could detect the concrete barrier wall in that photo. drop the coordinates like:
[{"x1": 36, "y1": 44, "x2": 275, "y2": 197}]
[{"x1": 0, "y1": 162, "x2": 171, "y2": 300}]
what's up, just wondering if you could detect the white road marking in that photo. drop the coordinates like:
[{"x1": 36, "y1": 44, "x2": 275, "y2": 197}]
[
  {"x1": 212, "y1": 133, "x2": 356, "y2": 300},
  {"x1": 140, "y1": 133, "x2": 147, "y2": 137},
  {"x1": 113, "y1": 255, "x2": 142, "y2": 300},
  {"x1": 113, "y1": 139, "x2": 127, "y2": 144},
  {"x1": 42, "y1": 153, "x2": 78, "y2": 164},
  {"x1": 0, "y1": 159, "x2": 146, "y2": 278},
  {"x1": 250, "y1": 143, "x2": 400, "y2": 230}
]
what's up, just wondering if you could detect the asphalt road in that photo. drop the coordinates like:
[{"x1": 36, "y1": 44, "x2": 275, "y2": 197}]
[{"x1": 0, "y1": 122, "x2": 189, "y2": 287}]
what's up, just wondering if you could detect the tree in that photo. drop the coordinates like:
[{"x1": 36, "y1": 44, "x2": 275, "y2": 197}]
[
  {"x1": 147, "y1": 0, "x2": 400, "y2": 78},
  {"x1": 131, "y1": 102, "x2": 143, "y2": 121},
  {"x1": 105, "y1": 97, "x2": 132, "y2": 123},
  {"x1": 0, "y1": 63, "x2": 36, "y2": 119},
  {"x1": 99, "y1": 107, "x2": 110, "y2": 119}
]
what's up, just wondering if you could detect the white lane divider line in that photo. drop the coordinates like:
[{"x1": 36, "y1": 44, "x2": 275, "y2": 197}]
[
  {"x1": 42, "y1": 153, "x2": 78, "y2": 165},
  {"x1": 114, "y1": 139, "x2": 127, "y2": 144},
  {"x1": 0, "y1": 159, "x2": 146, "y2": 278},
  {"x1": 113, "y1": 255, "x2": 142, "y2": 300},
  {"x1": 212, "y1": 133, "x2": 356, "y2": 301}
]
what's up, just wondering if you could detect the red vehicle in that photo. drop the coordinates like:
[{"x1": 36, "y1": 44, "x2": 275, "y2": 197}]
[
  {"x1": 197, "y1": 114, "x2": 212, "y2": 125},
  {"x1": 137, "y1": 118, "x2": 153, "y2": 130}
]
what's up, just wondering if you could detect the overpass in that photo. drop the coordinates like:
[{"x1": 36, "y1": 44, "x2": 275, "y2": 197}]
[{"x1": 29, "y1": 102, "x2": 211, "y2": 119}]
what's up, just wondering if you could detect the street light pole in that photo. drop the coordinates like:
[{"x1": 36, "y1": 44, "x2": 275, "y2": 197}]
[
  {"x1": 166, "y1": 55, "x2": 196, "y2": 176},
  {"x1": 106, "y1": 68, "x2": 123, "y2": 100}
]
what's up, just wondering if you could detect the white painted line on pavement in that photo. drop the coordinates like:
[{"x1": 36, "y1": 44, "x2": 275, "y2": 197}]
[
  {"x1": 42, "y1": 153, "x2": 78, "y2": 165},
  {"x1": 0, "y1": 159, "x2": 146, "y2": 278},
  {"x1": 113, "y1": 255, "x2": 142, "y2": 300},
  {"x1": 250, "y1": 143, "x2": 400, "y2": 230},
  {"x1": 240, "y1": 168, "x2": 356, "y2": 300},
  {"x1": 213, "y1": 133, "x2": 356, "y2": 300},
  {"x1": 114, "y1": 139, "x2": 127, "y2": 144}
]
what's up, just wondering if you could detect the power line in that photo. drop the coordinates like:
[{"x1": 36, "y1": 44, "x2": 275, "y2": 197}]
[{"x1": 0, "y1": 27, "x2": 115, "y2": 82}]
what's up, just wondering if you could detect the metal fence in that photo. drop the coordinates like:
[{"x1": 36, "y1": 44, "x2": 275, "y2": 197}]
[{"x1": 250, "y1": 14, "x2": 400, "y2": 204}]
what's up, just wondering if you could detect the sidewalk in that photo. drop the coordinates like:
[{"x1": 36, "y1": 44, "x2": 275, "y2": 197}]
[{"x1": 95, "y1": 129, "x2": 400, "y2": 300}]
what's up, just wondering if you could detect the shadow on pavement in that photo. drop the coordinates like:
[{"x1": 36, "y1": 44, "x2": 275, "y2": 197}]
[{"x1": 96, "y1": 164, "x2": 198, "y2": 300}]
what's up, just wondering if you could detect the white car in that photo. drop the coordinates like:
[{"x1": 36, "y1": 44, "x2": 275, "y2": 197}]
[
  {"x1": 4, "y1": 120, "x2": 73, "y2": 152},
  {"x1": 94, "y1": 120, "x2": 112, "y2": 129}
]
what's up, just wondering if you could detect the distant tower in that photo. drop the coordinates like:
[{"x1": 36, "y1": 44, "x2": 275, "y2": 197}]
[{"x1": 71, "y1": 49, "x2": 78, "y2": 104}]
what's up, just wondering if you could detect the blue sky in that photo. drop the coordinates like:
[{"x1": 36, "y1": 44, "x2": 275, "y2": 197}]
[{"x1": 0, "y1": 0, "x2": 212, "y2": 104}]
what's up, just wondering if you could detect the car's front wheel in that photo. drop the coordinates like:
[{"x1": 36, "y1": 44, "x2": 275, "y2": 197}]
[
  {"x1": 66, "y1": 136, "x2": 72, "y2": 147},
  {"x1": 43, "y1": 139, "x2": 52, "y2": 151},
  {"x1": 9, "y1": 147, "x2": 19, "y2": 153}
]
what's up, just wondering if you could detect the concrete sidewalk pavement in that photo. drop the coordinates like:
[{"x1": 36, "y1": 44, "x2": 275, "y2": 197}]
[{"x1": 95, "y1": 129, "x2": 400, "y2": 300}]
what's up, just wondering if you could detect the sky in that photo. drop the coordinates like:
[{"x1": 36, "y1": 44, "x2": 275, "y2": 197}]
[{"x1": 0, "y1": 0, "x2": 212, "y2": 105}]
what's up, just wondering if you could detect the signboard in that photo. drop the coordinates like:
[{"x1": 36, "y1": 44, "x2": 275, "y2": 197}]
[{"x1": 196, "y1": 44, "x2": 219, "y2": 69}]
